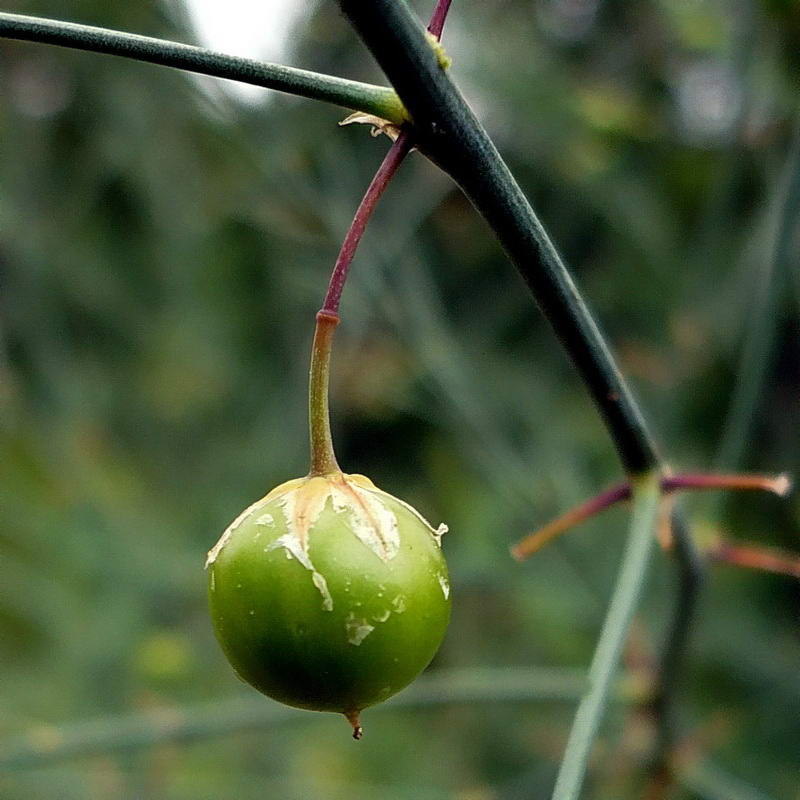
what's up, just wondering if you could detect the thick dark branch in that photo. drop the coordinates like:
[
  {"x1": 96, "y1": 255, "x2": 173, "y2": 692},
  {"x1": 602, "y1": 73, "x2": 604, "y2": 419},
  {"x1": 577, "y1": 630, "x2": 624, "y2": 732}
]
[{"x1": 337, "y1": 0, "x2": 658, "y2": 475}]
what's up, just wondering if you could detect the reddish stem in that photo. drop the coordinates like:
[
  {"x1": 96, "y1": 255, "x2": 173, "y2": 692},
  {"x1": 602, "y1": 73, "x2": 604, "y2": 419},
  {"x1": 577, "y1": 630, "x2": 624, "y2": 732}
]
[
  {"x1": 311, "y1": 0, "x2": 455, "y2": 476},
  {"x1": 512, "y1": 472, "x2": 791, "y2": 561},
  {"x1": 710, "y1": 541, "x2": 800, "y2": 579},
  {"x1": 320, "y1": 130, "x2": 413, "y2": 314},
  {"x1": 320, "y1": 0, "x2": 454, "y2": 315},
  {"x1": 427, "y1": 0, "x2": 453, "y2": 38},
  {"x1": 511, "y1": 483, "x2": 630, "y2": 560},
  {"x1": 663, "y1": 473, "x2": 790, "y2": 496}
]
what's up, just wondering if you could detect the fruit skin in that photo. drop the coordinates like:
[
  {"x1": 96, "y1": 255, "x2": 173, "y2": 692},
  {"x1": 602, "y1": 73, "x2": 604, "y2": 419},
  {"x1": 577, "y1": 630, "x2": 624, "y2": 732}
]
[{"x1": 207, "y1": 472, "x2": 450, "y2": 718}]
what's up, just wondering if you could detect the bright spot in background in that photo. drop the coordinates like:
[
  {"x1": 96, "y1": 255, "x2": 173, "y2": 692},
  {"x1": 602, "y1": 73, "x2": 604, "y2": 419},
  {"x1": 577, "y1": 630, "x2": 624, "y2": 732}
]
[
  {"x1": 673, "y1": 60, "x2": 741, "y2": 144},
  {"x1": 184, "y1": 0, "x2": 310, "y2": 103}
]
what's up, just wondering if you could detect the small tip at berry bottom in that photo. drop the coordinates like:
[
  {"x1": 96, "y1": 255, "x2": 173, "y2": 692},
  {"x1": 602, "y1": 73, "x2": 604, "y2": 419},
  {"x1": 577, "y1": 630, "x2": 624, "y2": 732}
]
[{"x1": 344, "y1": 710, "x2": 363, "y2": 740}]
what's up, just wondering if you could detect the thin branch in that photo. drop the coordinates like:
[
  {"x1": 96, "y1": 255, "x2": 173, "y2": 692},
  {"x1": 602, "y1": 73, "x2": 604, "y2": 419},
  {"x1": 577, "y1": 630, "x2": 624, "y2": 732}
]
[
  {"x1": 321, "y1": 131, "x2": 414, "y2": 314},
  {"x1": 307, "y1": 310, "x2": 341, "y2": 476},
  {"x1": 321, "y1": 0, "x2": 455, "y2": 314},
  {"x1": 427, "y1": 0, "x2": 454, "y2": 39},
  {"x1": 512, "y1": 472, "x2": 790, "y2": 560},
  {"x1": 664, "y1": 473, "x2": 791, "y2": 496},
  {"x1": 511, "y1": 483, "x2": 631, "y2": 560},
  {"x1": 312, "y1": 1, "x2": 454, "y2": 475},
  {"x1": 714, "y1": 124, "x2": 800, "y2": 473},
  {"x1": 321, "y1": 0, "x2": 453, "y2": 315},
  {"x1": 681, "y1": 758, "x2": 780, "y2": 800},
  {"x1": 551, "y1": 475, "x2": 662, "y2": 800},
  {"x1": 0, "y1": 12, "x2": 406, "y2": 123},
  {"x1": 709, "y1": 540, "x2": 800, "y2": 579}
]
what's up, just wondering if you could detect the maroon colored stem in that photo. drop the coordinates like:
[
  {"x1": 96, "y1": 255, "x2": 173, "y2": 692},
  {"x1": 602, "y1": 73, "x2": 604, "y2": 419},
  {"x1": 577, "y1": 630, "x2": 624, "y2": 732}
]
[
  {"x1": 710, "y1": 542, "x2": 800, "y2": 579},
  {"x1": 310, "y1": 0, "x2": 455, "y2": 475},
  {"x1": 320, "y1": 0, "x2": 454, "y2": 315},
  {"x1": 512, "y1": 472, "x2": 791, "y2": 560},
  {"x1": 511, "y1": 482, "x2": 631, "y2": 559},
  {"x1": 662, "y1": 473, "x2": 790, "y2": 496},
  {"x1": 427, "y1": 0, "x2": 453, "y2": 38},
  {"x1": 320, "y1": 130, "x2": 413, "y2": 314}
]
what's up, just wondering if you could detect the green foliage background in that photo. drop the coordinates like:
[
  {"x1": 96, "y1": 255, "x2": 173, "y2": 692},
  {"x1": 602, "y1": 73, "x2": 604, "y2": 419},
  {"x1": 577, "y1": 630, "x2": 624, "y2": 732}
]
[{"x1": 0, "y1": 1, "x2": 798, "y2": 797}]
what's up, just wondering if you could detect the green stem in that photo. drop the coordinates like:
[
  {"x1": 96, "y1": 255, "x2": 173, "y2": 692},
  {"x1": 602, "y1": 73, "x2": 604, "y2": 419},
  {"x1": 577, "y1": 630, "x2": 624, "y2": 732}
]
[
  {"x1": 0, "y1": 12, "x2": 407, "y2": 123},
  {"x1": 714, "y1": 123, "x2": 800, "y2": 473},
  {"x1": 551, "y1": 474, "x2": 661, "y2": 800},
  {"x1": 308, "y1": 311, "x2": 340, "y2": 476}
]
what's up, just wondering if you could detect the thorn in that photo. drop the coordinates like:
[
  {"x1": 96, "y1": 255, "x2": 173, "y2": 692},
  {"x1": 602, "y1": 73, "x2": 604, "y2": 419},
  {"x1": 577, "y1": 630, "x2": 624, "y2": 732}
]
[
  {"x1": 709, "y1": 541, "x2": 800, "y2": 579},
  {"x1": 662, "y1": 472, "x2": 792, "y2": 497},
  {"x1": 511, "y1": 471, "x2": 791, "y2": 561},
  {"x1": 511, "y1": 482, "x2": 631, "y2": 561}
]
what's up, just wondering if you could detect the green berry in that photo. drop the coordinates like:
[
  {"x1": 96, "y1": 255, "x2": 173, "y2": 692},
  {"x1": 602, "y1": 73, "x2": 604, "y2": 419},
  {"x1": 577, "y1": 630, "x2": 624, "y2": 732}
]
[{"x1": 206, "y1": 471, "x2": 450, "y2": 737}]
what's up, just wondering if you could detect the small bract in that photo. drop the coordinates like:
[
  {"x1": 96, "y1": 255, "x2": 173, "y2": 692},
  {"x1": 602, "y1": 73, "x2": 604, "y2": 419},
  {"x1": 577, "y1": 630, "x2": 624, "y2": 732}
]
[{"x1": 206, "y1": 471, "x2": 450, "y2": 737}]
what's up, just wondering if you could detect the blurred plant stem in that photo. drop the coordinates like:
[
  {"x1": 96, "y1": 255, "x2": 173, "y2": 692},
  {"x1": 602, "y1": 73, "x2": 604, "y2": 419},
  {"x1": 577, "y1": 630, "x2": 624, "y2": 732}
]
[
  {"x1": 0, "y1": 12, "x2": 407, "y2": 123},
  {"x1": 335, "y1": 1, "x2": 702, "y2": 795},
  {"x1": 551, "y1": 475, "x2": 661, "y2": 799},
  {"x1": 681, "y1": 759, "x2": 779, "y2": 800},
  {"x1": 714, "y1": 123, "x2": 800, "y2": 474},
  {"x1": 512, "y1": 472, "x2": 787, "y2": 560},
  {"x1": 0, "y1": 667, "x2": 588, "y2": 770},
  {"x1": 641, "y1": 122, "x2": 800, "y2": 797}
]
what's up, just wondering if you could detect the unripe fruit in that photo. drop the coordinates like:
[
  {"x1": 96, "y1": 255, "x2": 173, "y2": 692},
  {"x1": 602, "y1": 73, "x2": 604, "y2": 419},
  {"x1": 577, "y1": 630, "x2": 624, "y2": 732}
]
[{"x1": 206, "y1": 470, "x2": 450, "y2": 736}]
